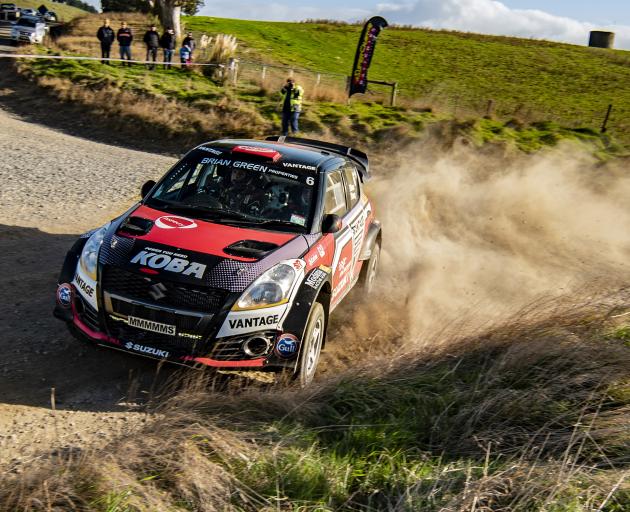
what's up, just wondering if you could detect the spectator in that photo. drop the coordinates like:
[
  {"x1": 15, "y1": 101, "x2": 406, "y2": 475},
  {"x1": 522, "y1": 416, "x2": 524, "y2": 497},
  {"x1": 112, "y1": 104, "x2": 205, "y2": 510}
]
[
  {"x1": 96, "y1": 19, "x2": 115, "y2": 65},
  {"x1": 117, "y1": 21, "x2": 133, "y2": 67},
  {"x1": 280, "y1": 77, "x2": 304, "y2": 136},
  {"x1": 160, "y1": 27, "x2": 176, "y2": 69},
  {"x1": 182, "y1": 31, "x2": 196, "y2": 58},
  {"x1": 143, "y1": 24, "x2": 160, "y2": 70},
  {"x1": 180, "y1": 43, "x2": 192, "y2": 68}
]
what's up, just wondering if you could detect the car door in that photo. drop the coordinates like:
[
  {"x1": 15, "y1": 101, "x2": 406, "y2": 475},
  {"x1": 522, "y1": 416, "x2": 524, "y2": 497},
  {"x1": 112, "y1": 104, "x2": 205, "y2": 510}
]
[{"x1": 325, "y1": 163, "x2": 369, "y2": 308}]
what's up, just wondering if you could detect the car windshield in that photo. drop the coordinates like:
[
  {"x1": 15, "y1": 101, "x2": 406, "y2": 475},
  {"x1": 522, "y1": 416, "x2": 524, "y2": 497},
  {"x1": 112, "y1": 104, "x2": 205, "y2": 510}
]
[
  {"x1": 17, "y1": 18, "x2": 36, "y2": 26},
  {"x1": 146, "y1": 149, "x2": 317, "y2": 232}
]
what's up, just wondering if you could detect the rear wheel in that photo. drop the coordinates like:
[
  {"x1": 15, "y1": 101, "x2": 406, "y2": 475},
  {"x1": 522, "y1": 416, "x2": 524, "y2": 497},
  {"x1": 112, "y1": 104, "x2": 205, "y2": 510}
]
[
  {"x1": 295, "y1": 302, "x2": 325, "y2": 387},
  {"x1": 359, "y1": 239, "x2": 380, "y2": 294}
]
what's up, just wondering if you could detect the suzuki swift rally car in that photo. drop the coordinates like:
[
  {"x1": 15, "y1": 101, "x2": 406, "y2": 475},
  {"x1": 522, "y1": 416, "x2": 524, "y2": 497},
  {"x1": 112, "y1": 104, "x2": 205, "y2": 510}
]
[{"x1": 54, "y1": 137, "x2": 381, "y2": 386}]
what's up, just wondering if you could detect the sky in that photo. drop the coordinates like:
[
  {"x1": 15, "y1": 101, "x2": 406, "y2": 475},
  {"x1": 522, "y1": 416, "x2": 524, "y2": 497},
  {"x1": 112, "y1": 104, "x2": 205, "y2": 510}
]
[{"x1": 85, "y1": 1, "x2": 630, "y2": 49}]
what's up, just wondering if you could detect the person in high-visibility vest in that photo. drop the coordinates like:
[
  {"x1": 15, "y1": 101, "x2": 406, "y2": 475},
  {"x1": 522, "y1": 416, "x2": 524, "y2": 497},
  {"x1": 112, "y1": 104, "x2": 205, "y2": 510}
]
[{"x1": 281, "y1": 78, "x2": 304, "y2": 136}]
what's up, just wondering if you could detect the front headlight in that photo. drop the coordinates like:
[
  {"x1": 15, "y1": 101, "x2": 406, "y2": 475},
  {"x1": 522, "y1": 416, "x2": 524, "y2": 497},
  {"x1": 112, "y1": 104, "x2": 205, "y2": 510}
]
[
  {"x1": 234, "y1": 263, "x2": 297, "y2": 311},
  {"x1": 79, "y1": 224, "x2": 109, "y2": 280}
]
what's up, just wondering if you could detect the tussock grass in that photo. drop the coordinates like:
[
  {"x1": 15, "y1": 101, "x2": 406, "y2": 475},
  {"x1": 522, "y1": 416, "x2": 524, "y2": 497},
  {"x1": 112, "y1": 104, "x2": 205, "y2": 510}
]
[{"x1": 2, "y1": 294, "x2": 629, "y2": 511}]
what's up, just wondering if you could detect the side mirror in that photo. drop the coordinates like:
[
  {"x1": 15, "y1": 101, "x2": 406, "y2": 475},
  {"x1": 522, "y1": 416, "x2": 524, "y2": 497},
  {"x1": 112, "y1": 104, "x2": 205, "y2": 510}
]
[
  {"x1": 141, "y1": 180, "x2": 156, "y2": 199},
  {"x1": 322, "y1": 214, "x2": 342, "y2": 234}
]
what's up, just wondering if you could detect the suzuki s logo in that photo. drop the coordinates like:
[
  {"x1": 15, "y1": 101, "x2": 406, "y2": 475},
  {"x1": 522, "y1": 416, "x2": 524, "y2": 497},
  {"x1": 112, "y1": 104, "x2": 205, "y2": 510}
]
[
  {"x1": 155, "y1": 215, "x2": 197, "y2": 230},
  {"x1": 149, "y1": 282, "x2": 167, "y2": 301}
]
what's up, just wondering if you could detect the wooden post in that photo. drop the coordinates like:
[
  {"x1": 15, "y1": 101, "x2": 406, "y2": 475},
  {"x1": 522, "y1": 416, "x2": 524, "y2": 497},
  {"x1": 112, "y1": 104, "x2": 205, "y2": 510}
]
[
  {"x1": 316, "y1": 73, "x2": 321, "y2": 86},
  {"x1": 485, "y1": 99, "x2": 495, "y2": 118},
  {"x1": 601, "y1": 104, "x2": 613, "y2": 133},
  {"x1": 390, "y1": 82, "x2": 398, "y2": 107},
  {"x1": 261, "y1": 65, "x2": 267, "y2": 82}
]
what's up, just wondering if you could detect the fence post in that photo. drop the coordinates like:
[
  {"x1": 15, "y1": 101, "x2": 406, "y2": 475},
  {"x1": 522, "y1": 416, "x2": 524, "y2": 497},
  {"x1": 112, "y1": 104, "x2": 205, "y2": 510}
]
[
  {"x1": 601, "y1": 104, "x2": 613, "y2": 133},
  {"x1": 289, "y1": 68, "x2": 294, "y2": 78},
  {"x1": 261, "y1": 65, "x2": 267, "y2": 83},
  {"x1": 316, "y1": 73, "x2": 321, "y2": 86},
  {"x1": 390, "y1": 82, "x2": 398, "y2": 107},
  {"x1": 485, "y1": 99, "x2": 495, "y2": 118},
  {"x1": 227, "y1": 58, "x2": 239, "y2": 86}
]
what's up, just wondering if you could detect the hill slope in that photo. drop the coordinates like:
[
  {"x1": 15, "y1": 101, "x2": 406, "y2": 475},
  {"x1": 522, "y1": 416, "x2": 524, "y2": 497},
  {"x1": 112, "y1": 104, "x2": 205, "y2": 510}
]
[
  {"x1": 185, "y1": 17, "x2": 630, "y2": 138},
  {"x1": 14, "y1": 0, "x2": 89, "y2": 21}
]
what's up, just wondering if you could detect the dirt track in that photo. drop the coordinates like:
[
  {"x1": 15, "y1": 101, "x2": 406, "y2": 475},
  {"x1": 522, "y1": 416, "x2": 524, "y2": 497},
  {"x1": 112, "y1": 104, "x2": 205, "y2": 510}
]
[
  {"x1": 0, "y1": 106, "x2": 177, "y2": 468},
  {"x1": 0, "y1": 106, "x2": 374, "y2": 469}
]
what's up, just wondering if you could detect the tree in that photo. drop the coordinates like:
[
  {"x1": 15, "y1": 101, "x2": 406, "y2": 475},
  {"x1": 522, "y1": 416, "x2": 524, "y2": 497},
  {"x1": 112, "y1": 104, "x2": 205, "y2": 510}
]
[
  {"x1": 101, "y1": 0, "x2": 150, "y2": 13},
  {"x1": 154, "y1": 1, "x2": 204, "y2": 37}
]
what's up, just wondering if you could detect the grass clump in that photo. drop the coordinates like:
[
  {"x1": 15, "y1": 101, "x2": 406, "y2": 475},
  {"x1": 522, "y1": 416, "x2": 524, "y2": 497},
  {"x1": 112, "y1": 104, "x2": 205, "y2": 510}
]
[{"x1": 2, "y1": 296, "x2": 629, "y2": 511}]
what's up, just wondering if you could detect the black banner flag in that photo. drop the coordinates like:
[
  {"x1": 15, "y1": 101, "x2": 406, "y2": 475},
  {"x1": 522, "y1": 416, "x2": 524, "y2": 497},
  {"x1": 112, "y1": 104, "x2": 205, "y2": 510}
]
[{"x1": 349, "y1": 16, "x2": 388, "y2": 97}]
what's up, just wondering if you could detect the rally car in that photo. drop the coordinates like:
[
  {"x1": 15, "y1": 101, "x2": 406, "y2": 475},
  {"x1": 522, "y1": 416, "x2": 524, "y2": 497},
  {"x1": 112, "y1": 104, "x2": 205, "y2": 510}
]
[{"x1": 54, "y1": 137, "x2": 381, "y2": 386}]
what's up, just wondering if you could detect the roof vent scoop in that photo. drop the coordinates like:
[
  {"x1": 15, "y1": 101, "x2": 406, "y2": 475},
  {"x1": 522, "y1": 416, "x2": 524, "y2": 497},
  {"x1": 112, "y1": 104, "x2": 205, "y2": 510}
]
[
  {"x1": 224, "y1": 240, "x2": 279, "y2": 260},
  {"x1": 232, "y1": 145, "x2": 282, "y2": 162},
  {"x1": 117, "y1": 216, "x2": 154, "y2": 236}
]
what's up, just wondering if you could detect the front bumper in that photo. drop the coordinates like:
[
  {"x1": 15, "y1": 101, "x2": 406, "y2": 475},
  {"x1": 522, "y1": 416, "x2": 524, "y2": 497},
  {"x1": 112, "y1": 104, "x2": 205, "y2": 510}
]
[{"x1": 54, "y1": 283, "x2": 296, "y2": 370}]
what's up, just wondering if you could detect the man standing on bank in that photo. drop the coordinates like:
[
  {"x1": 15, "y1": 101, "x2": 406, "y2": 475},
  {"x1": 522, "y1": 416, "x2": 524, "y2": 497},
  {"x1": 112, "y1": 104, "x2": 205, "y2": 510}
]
[
  {"x1": 160, "y1": 27, "x2": 176, "y2": 69},
  {"x1": 96, "y1": 19, "x2": 115, "y2": 64},
  {"x1": 281, "y1": 77, "x2": 304, "y2": 136},
  {"x1": 117, "y1": 21, "x2": 133, "y2": 67},
  {"x1": 143, "y1": 24, "x2": 160, "y2": 70}
]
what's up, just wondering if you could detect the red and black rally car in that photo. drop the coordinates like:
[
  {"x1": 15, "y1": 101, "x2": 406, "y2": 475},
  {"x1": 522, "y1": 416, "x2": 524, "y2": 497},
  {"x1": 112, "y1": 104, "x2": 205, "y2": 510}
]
[{"x1": 54, "y1": 137, "x2": 381, "y2": 386}]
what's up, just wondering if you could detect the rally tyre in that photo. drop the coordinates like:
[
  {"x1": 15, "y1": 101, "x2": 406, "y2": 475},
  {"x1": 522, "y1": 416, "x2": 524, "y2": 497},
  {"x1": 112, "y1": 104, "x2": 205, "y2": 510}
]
[
  {"x1": 359, "y1": 239, "x2": 380, "y2": 295},
  {"x1": 295, "y1": 302, "x2": 325, "y2": 388}
]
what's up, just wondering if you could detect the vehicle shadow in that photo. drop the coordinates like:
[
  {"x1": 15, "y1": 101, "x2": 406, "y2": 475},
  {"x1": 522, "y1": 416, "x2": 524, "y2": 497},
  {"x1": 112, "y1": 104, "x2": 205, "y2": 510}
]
[{"x1": 0, "y1": 223, "x2": 192, "y2": 413}]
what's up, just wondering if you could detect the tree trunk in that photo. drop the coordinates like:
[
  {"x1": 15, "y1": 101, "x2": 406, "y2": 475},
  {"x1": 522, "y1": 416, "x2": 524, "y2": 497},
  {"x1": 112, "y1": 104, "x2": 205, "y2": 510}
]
[{"x1": 158, "y1": 1, "x2": 182, "y2": 38}]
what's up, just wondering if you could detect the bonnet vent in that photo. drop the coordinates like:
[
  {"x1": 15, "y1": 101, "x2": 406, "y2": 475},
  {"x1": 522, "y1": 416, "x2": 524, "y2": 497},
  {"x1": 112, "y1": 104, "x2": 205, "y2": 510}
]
[
  {"x1": 224, "y1": 240, "x2": 279, "y2": 260},
  {"x1": 117, "y1": 216, "x2": 154, "y2": 236}
]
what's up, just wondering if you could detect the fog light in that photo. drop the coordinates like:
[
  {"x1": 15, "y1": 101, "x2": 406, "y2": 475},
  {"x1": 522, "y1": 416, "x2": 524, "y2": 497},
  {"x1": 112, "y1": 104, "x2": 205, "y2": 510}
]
[
  {"x1": 243, "y1": 336, "x2": 271, "y2": 357},
  {"x1": 56, "y1": 283, "x2": 73, "y2": 308}
]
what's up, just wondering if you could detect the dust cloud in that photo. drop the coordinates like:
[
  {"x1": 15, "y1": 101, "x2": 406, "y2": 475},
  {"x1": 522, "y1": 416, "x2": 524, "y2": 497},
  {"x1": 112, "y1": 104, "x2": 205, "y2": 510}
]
[{"x1": 367, "y1": 143, "x2": 630, "y2": 343}]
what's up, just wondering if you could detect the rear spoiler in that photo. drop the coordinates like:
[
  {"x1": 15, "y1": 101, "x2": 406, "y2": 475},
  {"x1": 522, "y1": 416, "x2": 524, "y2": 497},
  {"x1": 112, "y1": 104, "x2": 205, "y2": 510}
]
[{"x1": 265, "y1": 136, "x2": 370, "y2": 180}]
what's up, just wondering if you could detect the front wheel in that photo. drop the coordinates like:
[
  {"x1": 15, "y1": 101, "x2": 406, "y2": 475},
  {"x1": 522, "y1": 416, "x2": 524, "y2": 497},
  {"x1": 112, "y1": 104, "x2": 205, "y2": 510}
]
[{"x1": 295, "y1": 302, "x2": 325, "y2": 387}]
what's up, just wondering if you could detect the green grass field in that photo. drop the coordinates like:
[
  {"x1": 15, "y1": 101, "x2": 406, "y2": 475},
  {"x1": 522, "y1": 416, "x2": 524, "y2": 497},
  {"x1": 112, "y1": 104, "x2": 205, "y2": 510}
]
[
  {"x1": 185, "y1": 17, "x2": 630, "y2": 140},
  {"x1": 14, "y1": 0, "x2": 88, "y2": 21}
]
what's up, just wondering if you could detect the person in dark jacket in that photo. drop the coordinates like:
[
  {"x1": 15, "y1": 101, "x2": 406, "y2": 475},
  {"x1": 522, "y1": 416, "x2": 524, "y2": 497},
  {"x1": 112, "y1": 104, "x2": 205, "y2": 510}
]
[
  {"x1": 182, "y1": 32, "x2": 196, "y2": 59},
  {"x1": 96, "y1": 19, "x2": 115, "y2": 64},
  {"x1": 160, "y1": 27, "x2": 176, "y2": 69},
  {"x1": 143, "y1": 24, "x2": 160, "y2": 70},
  {"x1": 117, "y1": 21, "x2": 133, "y2": 67}
]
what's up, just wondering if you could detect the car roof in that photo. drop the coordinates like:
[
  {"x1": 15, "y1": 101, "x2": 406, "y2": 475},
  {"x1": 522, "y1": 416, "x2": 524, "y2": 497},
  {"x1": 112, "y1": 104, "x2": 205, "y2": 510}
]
[{"x1": 198, "y1": 138, "x2": 370, "y2": 179}]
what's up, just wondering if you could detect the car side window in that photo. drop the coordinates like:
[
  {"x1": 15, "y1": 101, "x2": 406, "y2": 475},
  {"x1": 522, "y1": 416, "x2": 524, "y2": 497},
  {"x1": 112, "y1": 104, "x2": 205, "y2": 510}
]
[
  {"x1": 343, "y1": 165, "x2": 361, "y2": 208},
  {"x1": 324, "y1": 170, "x2": 348, "y2": 217}
]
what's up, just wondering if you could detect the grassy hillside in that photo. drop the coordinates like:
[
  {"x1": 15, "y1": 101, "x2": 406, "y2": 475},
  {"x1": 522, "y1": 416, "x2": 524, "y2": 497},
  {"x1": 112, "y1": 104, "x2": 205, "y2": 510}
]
[
  {"x1": 185, "y1": 17, "x2": 630, "y2": 139},
  {"x1": 14, "y1": 0, "x2": 88, "y2": 21}
]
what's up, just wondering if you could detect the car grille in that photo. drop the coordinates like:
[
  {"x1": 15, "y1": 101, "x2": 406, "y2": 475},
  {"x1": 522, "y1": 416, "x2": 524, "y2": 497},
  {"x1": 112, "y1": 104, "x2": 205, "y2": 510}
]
[
  {"x1": 105, "y1": 296, "x2": 212, "y2": 356},
  {"x1": 75, "y1": 294, "x2": 100, "y2": 332},
  {"x1": 101, "y1": 266, "x2": 228, "y2": 314}
]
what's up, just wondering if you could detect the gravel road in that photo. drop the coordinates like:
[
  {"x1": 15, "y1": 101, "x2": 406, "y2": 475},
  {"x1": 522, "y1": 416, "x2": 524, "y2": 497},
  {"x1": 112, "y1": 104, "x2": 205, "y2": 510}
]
[{"x1": 0, "y1": 107, "x2": 176, "y2": 469}]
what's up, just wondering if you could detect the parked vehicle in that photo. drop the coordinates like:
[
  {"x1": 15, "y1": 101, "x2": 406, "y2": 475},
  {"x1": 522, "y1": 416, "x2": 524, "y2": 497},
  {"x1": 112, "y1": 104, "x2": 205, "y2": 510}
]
[
  {"x1": 11, "y1": 16, "x2": 46, "y2": 43},
  {"x1": 43, "y1": 11, "x2": 57, "y2": 22},
  {"x1": 18, "y1": 7, "x2": 37, "y2": 16},
  {"x1": 54, "y1": 137, "x2": 381, "y2": 386}
]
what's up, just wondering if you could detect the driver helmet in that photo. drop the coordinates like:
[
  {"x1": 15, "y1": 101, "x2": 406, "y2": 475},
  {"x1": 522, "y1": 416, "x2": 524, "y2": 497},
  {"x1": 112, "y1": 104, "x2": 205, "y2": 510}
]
[{"x1": 267, "y1": 184, "x2": 291, "y2": 210}]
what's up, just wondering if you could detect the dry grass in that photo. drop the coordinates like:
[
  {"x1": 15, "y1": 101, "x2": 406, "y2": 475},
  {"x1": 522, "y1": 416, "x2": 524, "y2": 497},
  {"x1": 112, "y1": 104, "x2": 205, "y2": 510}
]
[{"x1": 1, "y1": 293, "x2": 629, "y2": 511}]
